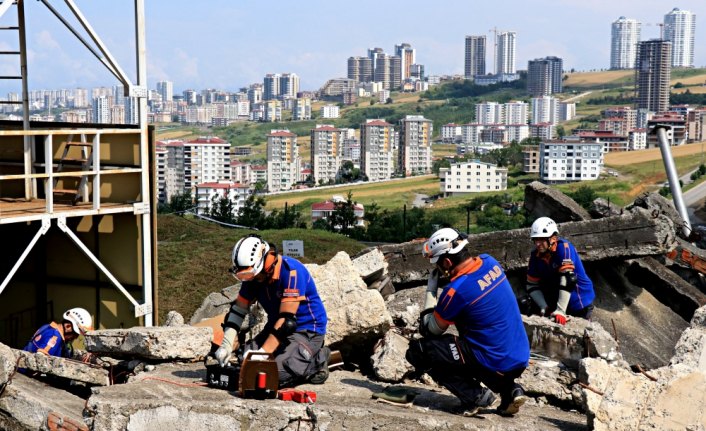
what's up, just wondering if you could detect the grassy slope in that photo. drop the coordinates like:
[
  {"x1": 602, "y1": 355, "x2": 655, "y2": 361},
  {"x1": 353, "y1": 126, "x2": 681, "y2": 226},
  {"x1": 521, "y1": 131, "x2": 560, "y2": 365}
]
[{"x1": 157, "y1": 214, "x2": 366, "y2": 322}]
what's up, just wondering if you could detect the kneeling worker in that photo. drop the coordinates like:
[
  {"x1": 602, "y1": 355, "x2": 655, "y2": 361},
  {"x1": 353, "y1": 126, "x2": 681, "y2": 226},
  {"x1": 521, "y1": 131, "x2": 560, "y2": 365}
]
[
  {"x1": 406, "y1": 228, "x2": 530, "y2": 416},
  {"x1": 525, "y1": 217, "x2": 595, "y2": 325},
  {"x1": 23, "y1": 307, "x2": 93, "y2": 360},
  {"x1": 215, "y1": 234, "x2": 330, "y2": 387}
]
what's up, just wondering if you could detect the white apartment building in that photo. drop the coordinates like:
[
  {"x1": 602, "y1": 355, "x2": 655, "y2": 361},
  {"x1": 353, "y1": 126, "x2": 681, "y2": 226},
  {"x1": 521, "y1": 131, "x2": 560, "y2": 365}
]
[
  {"x1": 664, "y1": 8, "x2": 696, "y2": 68},
  {"x1": 530, "y1": 123, "x2": 555, "y2": 140},
  {"x1": 194, "y1": 181, "x2": 251, "y2": 217},
  {"x1": 293, "y1": 98, "x2": 312, "y2": 120},
  {"x1": 439, "y1": 160, "x2": 508, "y2": 196},
  {"x1": 378, "y1": 89, "x2": 391, "y2": 103},
  {"x1": 558, "y1": 102, "x2": 576, "y2": 122},
  {"x1": 321, "y1": 104, "x2": 340, "y2": 119},
  {"x1": 183, "y1": 137, "x2": 231, "y2": 192},
  {"x1": 230, "y1": 161, "x2": 251, "y2": 184},
  {"x1": 475, "y1": 102, "x2": 504, "y2": 125},
  {"x1": 250, "y1": 165, "x2": 267, "y2": 185},
  {"x1": 441, "y1": 123, "x2": 462, "y2": 143},
  {"x1": 155, "y1": 140, "x2": 186, "y2": 204},
  {"x1": 92, "y1": 96, "x2": 110, "y2": 124},
  {"x1": 267, "y1": 130, "x2": 300, "y2": 193},
  {"x1": 539, "y1": 141, "x2": 603, "y2": 184},
  {"x1": 398, "y1": 115, "x2": 433, "y2": 176},
  {"x1": 181, "y1": 105, "x2": 218, "y2": 124},
  {"x1": 311, "y1": 125, "x2": 344, "y2": 185},
  {"x1": 629, "y1": 129, "x2": 648, "y2": 150},
  {"x1": 461, "y1": 123, "x2": 484, "y2": 145},
  {"x1": 531, "y1": 96, "x2": 559, "y2": 125},
  {"x1": 263, "y1": 100, "x2": 282, "y2": 122},
  {"x1": 496, "y1": 31, "x2": 517, "y2": 74},
  {"x1": 156, "y1": 80, "x2": 173, "y2": 102},
  {"x1": 505, "y1": 101, "x2": 528, "y2": 125},
  {"x1": 361, "y1": 119, "x2": 395, "y2": 181},
  {"x1": 506, "y1": 124, "x2": 530, "y2": 143},
  {"x1": 342, "y1": 137, "x2": 361, "y2": 165},
  {"x1": 610, "y1": 17, "x2": 641, "y2": 70}
]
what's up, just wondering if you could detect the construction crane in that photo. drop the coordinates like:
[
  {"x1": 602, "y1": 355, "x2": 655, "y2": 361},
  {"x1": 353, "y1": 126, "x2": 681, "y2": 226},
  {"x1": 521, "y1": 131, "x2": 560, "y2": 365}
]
[
  {"x1": 644, "y1": 22, "x2": 672, "y2": 40},
  {"x1": 488, "y1": 27, "x2": 503, "y2": 74}
]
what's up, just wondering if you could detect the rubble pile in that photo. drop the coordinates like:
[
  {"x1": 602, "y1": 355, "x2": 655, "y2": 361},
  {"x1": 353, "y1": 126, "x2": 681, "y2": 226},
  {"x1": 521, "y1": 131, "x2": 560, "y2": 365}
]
[{"x1": 2, "y1": 182, "x2": 706, "y2": 430}]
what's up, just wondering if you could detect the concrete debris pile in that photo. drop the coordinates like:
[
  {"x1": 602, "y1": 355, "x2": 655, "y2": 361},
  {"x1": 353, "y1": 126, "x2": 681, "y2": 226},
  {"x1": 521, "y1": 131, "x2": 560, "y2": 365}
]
[{"x1": 2, "y1": 181, "x2": 706, "y2": 430}]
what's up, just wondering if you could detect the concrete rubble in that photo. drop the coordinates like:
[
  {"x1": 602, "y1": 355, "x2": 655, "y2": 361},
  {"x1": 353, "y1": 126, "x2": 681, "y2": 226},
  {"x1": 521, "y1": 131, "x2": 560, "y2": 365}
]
[
  {"x1": 4, "y1": 183, "x2": 706, "y2": 430},
  {"x1": 84, "y1": 326, "x2": 212, "y2": 361},
  {"x1": 11, "y1": 348, "x2": 110, "y2": 386}
]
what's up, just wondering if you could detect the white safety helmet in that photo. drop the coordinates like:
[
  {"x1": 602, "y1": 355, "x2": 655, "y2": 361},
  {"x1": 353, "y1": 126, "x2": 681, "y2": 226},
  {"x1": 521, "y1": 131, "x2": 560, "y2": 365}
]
[
  {"x1": 530, "y1": 217, "x2": 559, "y2": 239},
  {"x1": 62, "y1": 307, "x2": 93, "y2": 335},
  {"x1": 422, "y1": 227, "x2": 468, "y2": 264},
  {"x1": 231, "y1": 235, "x2": 271, "y2": 281}
]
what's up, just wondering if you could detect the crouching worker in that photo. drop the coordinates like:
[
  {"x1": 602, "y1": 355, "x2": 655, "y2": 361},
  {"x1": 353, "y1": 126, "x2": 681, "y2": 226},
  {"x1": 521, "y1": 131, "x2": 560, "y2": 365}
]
[
  {"x1": 22, "y1": 307, "x2": 95, "y2": 365},
  {"x1": 525, "y1": 217, "x2": 595, "y2": 325},
  {"x1": 406, "y1": 228, "x2": 530, "y2": 417},
  {"x1": 214, "y1": 234, "x2": 330, "y2": 387}
]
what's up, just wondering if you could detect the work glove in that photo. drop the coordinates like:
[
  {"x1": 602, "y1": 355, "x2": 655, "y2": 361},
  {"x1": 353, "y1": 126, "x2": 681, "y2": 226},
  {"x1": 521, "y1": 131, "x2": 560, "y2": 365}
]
[
  {"x1": 552, "y1": 289, "x2": 571, "y2": 326},
  {"x1": 551, "y1": 311, "x2": 567, "y2": 325},
  {"x1": 528, "y1": 289, "x2": 548, "y2": 317},
  {"x1": 215, "y1": 327, "x2": 238, "y2": 367}
]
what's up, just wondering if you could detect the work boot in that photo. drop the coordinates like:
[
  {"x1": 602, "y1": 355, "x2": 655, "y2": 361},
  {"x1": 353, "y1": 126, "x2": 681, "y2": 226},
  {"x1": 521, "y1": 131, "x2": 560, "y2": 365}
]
[
  {"x1": 308, "y1": 347, "x2": 330, "y2": 385},
  {"x1": 497, "y1": 384, "x2": 528, "y2": 416},
  {"x1": 456, "y1": 387, "x2": 496, "y2": 417}
]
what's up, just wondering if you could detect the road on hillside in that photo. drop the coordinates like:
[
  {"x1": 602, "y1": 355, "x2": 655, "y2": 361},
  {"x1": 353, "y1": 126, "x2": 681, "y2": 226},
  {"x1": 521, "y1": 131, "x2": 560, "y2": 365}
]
[
  {"x1": 684, "y1": 179, "x2": 706, "y2": 225},
  {"x1": 563, "y1": 91, "x2": 592, "y2": 102}
]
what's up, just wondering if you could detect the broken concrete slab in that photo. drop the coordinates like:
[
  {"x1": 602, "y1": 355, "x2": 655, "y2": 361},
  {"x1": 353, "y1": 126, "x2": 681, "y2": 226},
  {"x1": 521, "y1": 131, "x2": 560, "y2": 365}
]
[
  {"x1": 0, "y1": 373, "x2": 88, "y2": 431},
  {"x1": 625, "y1": 256, "x2": 706, "y2": 321},
  {"x1": 377, "y1": 239, "x2": 430, "y2": 287},
  {"x1": 84, "y1": 361, "x2": 587, "y2": 431},
  {"x1": 385, "y1": 286, "x2": 425, "y2": 330},
  {"x1": 627, "y1": 191, "x2": 686, "y2": 234},
  {"x1": 11, "y1": 348, "x2": 109, "y2": 386},
  {"x1": 367, "y1": 275, "x2": 395, "y2": 299},
  {"x1": 305, "y1": 252, "x2": 392, "y2": 349},
  {"x1": 84, "y1": 326, "x2": 212, "y2": 361},
  {"x1": 524, "y1": 181, "x2": 592, "y2": 222},
  {"x1": 590, "y1": 198, "x2": 623, "y2": 219},
  {"x1": 189, "y1": 285, "x2": 239, "y2": 325},
  {"x1": 523, "y1": 315, "x2": 622, "y2": 368},
  {"x1": 517, "y1": 357, "x2": 579, "y2": 407},
  {"x1": 351, "y1": 247, "x2": 388, "y2": 284},
  {"x1": 370, "y1": 330, "x2": 413, "y2": 382},
  {"x1": 590, "y1": 261, "x2": 691, "y2": 369}
]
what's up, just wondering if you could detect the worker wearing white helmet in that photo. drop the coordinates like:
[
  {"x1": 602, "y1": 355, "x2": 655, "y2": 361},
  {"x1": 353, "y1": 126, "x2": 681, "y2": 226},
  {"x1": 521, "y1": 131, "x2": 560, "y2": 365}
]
[
  {"x1": 525, "y1": 217, "x2": 595, "y2": 325},
  {"x1": 406, "y1": 227, "x2": 530, "y2": 417},
  {"x1": 23, "y1": 307, "x2": 93, "y2": 358},
  {"x1": 214, "y1": 234, "x2": 330, "y2": 387}
]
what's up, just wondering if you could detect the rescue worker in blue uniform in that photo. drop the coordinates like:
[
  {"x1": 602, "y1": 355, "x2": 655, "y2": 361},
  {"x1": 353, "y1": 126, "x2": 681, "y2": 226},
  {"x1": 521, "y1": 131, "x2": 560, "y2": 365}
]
[
  {"x1": 214, "y1": 234, "x2": 330, "y2": 387},
  {"x1": 525, "y1": 217, "x2": 596, "y2": 325},
  {"x1": 406, "y1": 228, "x2": 530, "y2": 417},
  {"x1": 23, "y1": 308, "x2": 93, "y2": 362}
]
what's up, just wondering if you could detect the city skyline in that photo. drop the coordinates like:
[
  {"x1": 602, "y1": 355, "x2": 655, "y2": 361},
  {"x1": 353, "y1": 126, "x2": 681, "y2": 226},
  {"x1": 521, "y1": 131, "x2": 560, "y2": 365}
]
[{"x1": 5, "y1": 0, "x2": 706, "y2": 94}]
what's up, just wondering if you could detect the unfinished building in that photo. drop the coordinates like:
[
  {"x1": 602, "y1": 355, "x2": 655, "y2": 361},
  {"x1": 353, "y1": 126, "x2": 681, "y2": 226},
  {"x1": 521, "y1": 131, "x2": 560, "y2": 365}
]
[{"x1": 0, "y1": 0, "x2": 157, "y2": 348}]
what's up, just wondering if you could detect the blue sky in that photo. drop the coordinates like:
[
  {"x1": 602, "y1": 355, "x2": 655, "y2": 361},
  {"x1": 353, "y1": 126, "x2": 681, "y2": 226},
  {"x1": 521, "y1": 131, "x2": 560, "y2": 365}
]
[{"x1": 3, "y1": 0, "x2": 706, "y2": 94}]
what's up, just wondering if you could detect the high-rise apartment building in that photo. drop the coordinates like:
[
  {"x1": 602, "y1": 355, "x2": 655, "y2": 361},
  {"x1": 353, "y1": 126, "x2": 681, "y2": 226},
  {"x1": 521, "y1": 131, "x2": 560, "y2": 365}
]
[
  {"x1": 505, "y1": 101, "x2": 529, "y2": 125},
  {"x1": 610, "y1": 17, "x2": 641, "y2": 70},
  {"x1": 182, "y1": 89, "x2": 197, "y2": 105},
  {"x1": 124, "y1": 96, "x2": 139, "y2": 125},
  {"x1": 156, "y1": 80, "x2": 173, "y2": 102},
  {"x1": 311, "y1": 125, "x2": 344, "y2": 185},
  {"x1": 636, "y1": 40, "x2": 671, "y2": 113},
  {"x1": 664, "y1": 8, "x2": 696, "y2": 68},
  {"x1": 398, "y1": 115, "x2": 432, "y2": 176},
  {"x1": 348, "y1": 56, "x2": 373, "y2": 82},
  {"x1": 531, "y1": 96, "x2": 559, "y2": 125},
  {"x1": 360, "y1": 119, "x2": 395, "y2": 182},
  {"x1": 395, "y1": 43, "x2": 416, "y2": 80},
  {"x1": 539, "y1": 141, "x2": 603, "y2": 184},
  {"x1": 476, "y1": 101, "x2": 504, "y2": 125},
  {"x1": 389, "y1": 56, "x2": 402, "y2": 90},
  {"x1": 267, "y1": 130, "x2": 300, "y2": 193},
  {"x1": 92, "y1": 96, "x2": 111, "y2": 124},
  {"x1": 464, "y1": 35, "x2": 486, "y2": 79},
  {"x1": 496, "y1": 32, "x2": 517, "y2": 74},
  {"x1": 374, "y1": 54, "x2": 391, "y2": 90},
  {"x1": 183, "y1": 137, "x2": 231, "y2": 192},
  {"x1": 368, "y1": 47, "x2": 384, "y2": 77},
  {"x1": 263, "y1": 73, "x2": 281, "y2": 101},
  {"x1": 279, "y1": 73, "x2": 300, "y2": 98},
  {"x1": 527, "y1": 57, "x2": 563, "y2": 96}
]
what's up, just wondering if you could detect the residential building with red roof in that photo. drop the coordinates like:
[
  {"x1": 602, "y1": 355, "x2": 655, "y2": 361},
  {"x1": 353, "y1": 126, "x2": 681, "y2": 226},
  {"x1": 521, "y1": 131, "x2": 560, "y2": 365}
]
[
  {"x1": 361, "y1": 119, "x2": 395, "y2": 181},
  {"x1": 194, "y1": 180, "x2": 252, "y2": 216},
  {"x1": 311, "y1": 196, "x2": 365, "y2": 228},
  {"x1": 311, "y1": 124, "x2": 344, "y2": 185},
  {"x1": 267, "y1": 129, "x2": 300, "y2": 192}
]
